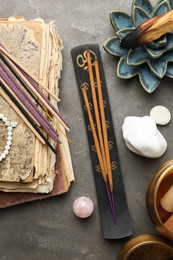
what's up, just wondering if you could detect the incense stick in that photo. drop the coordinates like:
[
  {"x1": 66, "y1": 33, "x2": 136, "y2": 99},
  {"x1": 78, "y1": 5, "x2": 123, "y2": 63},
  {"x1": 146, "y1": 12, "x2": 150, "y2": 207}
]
[
  {"x1": 0, "y1": 53, "x2": 71, "y2": 144},
  {"x1": 94, "y1": 58, "x2": 116, "y2": 222},
  {"x1": 0, "y1": 64, "x2": 59, "y2": 142},
  {"x1": 0, "y1": 54, "x2": 48, "y2": 124},
  {"x1": 81, "y1": 86, "x2": 107, "y2": 183},
  {"x1": 0, "y1": 44, "x2": 60, "y2": 102},
  {"x1": 0, "y1": 87, "x2": 45, "y2": 145},
  {"x1": 94, "y1": 58, "x2": 113, "y2": 192},
  {"x1": 86, "y1": 50, "x2": 107, "y2": 178},
  {"x1": 0, "y1": 52, "x2": 70, "y2": 132},
  {"x1": 0, "y1": 45, "x2": 71, "y2": 144},
  {"x1": 0, "y1": 61, "x2": 60, "y2": 142},
  {"x1": 0, "y1": 82, "x2": 57, "y2": 154},
  {"x1": 1, "y1": 78, "x2": 41, "y2": 128},
  {"x1": 86, "y1": 50, "x2": 116, "y2": 222},
  {"x1": 81, "y1": 85, "x2": 116, "y2": 222}
]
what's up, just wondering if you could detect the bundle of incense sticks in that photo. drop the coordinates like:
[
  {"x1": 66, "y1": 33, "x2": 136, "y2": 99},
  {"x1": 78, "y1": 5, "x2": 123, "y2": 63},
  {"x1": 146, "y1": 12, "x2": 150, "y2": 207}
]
[
  {"x1": 0, "y1": 45, "x2": 70, "y2": 153},
  {"x1": 0, "y1": 17, "x2": 74, "y2": 196},
  {"x1": 81, "y1": 50, "x2": 116, "y2": 222}
]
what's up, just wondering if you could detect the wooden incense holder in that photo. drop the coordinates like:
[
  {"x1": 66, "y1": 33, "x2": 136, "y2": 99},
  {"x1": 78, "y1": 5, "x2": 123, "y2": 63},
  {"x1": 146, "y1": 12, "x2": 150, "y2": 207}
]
[{"x1": 71, "y1": 44, "x2": 132, "y2": 239}]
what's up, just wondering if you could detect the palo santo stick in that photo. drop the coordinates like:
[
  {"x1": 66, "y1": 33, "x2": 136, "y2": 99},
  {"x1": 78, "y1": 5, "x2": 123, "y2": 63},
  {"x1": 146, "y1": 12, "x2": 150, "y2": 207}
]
[
  {"x1": 0, "y1": 87, "x2": 45, "y2": 145},
  {"x1": 81, "y1": 86, "x2": 107, "y2": 183},
  {"x1": 0, "y1": 44, "x2": 60, "y2": 102},
  {"x1": 0, "y1": 53, "x2": 69, "y2": 132},
  {"x1": 120, "y1": 10, "x2": 173, "y2": 49},
  {"x1": 86, "y1": 50, "x2": 107, "y2": 176},
  {"x1": 94, "y1": 59, "x2": 113, "y2": 192}
]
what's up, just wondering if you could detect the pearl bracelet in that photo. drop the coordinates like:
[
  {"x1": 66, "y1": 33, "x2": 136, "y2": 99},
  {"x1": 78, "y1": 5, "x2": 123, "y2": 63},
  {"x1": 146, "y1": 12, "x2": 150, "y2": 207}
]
[{"x1": 0, "y1": 113, "x2": 18, "y2": 162}]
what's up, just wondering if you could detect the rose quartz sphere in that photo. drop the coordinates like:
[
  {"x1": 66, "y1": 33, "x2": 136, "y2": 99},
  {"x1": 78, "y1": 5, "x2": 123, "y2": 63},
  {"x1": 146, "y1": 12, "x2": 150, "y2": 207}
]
[{"x1": 73, "y1": 196, "x2": 94, "y2": 218}]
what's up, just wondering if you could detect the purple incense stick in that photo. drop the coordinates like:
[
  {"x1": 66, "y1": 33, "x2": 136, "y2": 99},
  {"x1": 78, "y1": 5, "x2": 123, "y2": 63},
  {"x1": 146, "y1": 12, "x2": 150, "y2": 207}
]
[
  {"x1": 0, "y1": 62, "x2": 60, "y2": 142},
  {"x1": 0, "y1": 43, "x2": 70, "y2": 130},
  {"x1": 17, "y1": 66, "x2": 70, "y2": 129},
  {"x1": 111, "y1": 191, "x2": 117, "y2": 223},
  {"x1": 106, "y1": 182, "x2": 117, "y2": 223}
]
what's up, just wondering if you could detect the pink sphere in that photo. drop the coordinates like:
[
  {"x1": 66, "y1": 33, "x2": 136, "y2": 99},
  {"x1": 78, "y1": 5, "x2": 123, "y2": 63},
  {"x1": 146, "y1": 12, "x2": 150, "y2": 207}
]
[{"x1": 73, "y1": 196, "x2": 94, "y2": 218}]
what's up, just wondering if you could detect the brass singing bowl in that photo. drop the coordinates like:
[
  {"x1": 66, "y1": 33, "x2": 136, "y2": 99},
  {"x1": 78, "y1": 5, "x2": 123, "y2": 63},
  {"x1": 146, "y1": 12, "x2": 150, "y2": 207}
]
[
  {"x1": 146, "y1": 159, "x2": 173, "y2": 241},
  {"x1": 117, "y1": 234, "x2": 173, "y2": 260}
]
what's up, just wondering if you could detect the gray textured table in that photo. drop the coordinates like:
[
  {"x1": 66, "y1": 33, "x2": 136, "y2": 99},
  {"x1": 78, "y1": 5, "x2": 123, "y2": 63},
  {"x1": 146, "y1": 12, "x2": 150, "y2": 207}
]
[{"x1": 0, "y1": 0, "x2": 171, "y2": 259}]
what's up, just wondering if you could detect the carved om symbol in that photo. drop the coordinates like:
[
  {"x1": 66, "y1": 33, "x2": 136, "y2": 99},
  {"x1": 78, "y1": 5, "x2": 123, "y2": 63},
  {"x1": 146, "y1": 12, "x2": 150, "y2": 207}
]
[
  {"x1": 112, "y1": 161, "x2": 118, "y2": 170},
  {"x1": 76, "y1": 50, "x2": 97, "y2": 70},
  {"x1": 95, "y1": 164, "x2": 101, "y2": 173}
]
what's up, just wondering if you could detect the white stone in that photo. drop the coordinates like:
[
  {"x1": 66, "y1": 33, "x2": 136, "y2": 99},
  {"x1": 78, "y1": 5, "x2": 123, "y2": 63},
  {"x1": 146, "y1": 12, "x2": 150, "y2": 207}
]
[
  {"x1": 150, "y1": 105, "x2": 171, "y2": 125},
  {"x1": 73, "y1": 196, "x2": 94, "y2": 218},
  {"x1": 122, "y1": 116, "x2": 167, "y2": 158}
]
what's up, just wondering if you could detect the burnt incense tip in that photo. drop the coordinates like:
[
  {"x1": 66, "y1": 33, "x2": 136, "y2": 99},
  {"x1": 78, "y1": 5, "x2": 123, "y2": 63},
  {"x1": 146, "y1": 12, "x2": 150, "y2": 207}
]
[
  {"x1": 120, "y1": 30, "x2": 141, "y2": 49},
  {"x1": 120, "y1": 10, "x2": 173, "y2": 49}
]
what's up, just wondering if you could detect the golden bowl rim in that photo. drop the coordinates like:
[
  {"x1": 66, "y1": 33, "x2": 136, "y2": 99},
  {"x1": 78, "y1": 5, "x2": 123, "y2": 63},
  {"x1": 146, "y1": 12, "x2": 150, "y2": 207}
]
[{"x1": 146, "y1": 159, "x2": 173, "y2": 241}]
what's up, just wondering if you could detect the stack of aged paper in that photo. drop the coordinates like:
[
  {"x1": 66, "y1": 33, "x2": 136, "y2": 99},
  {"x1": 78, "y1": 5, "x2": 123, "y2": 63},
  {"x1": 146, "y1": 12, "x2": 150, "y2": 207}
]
[{"x1": 0, "y1": 17, "x2": 74, "y2": 200}]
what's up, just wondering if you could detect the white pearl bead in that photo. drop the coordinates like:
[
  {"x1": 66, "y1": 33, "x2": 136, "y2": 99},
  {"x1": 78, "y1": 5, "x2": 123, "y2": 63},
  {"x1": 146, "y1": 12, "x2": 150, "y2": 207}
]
[
  {"x1": 2, "y1": 117, "x2": 7, "y2": 122},
  {"x1": 7, "y1": 136, "x2": 12, "y2": 141},
  {"x1": 5, "y1": 145, "x2": 10, "y2": 150},
  {"x1": 5, "y1": 121, "x2": 10, "y2": 126},
  {"x1": 11, "y1": 121, "x2": 18, "y2": 127},
  {"x1": 0, "y1": 114, "x2": 4, "y2": 119},
  {"x1": 4, "y1": 150, "x2": 8, "y2": 155},
  {"x1": 1, "y1": 154, "x2": 6, "y2": 159},
  {"x1": 7, "y1": 141, "x2": 12, "y2": 146},
  {"x1": 0, "y1": 115, "x2": 18, "y2": 162},
  {"x1": 7, "y1": 126, "x2": 12, "y2": 131}
]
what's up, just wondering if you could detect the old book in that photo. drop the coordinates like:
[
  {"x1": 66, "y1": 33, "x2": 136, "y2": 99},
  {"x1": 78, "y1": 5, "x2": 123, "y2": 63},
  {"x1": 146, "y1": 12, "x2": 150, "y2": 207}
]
[{"x1": 0, "y1": 17, "x2": 74, "y2": 200}]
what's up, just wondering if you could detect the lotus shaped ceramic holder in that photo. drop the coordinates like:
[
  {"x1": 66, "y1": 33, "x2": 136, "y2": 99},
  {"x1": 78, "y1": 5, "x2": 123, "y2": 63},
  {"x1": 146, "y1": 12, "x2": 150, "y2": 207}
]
[{"x1": 104, "y1": 0, "x2": 173, "y2": 93}]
